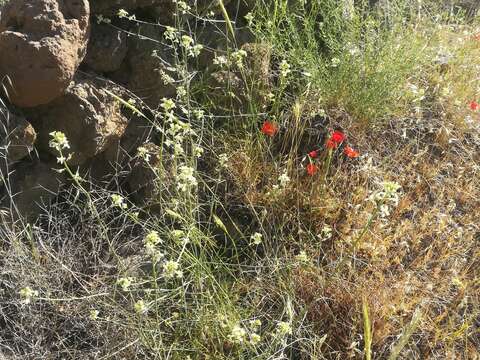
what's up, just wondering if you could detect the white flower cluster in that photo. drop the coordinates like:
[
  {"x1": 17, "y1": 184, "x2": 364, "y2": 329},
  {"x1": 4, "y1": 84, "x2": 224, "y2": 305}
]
[
  {"x1": 227, "y1": 320, "x2": 262, "y2": 346},
  {"x1": 143, "y1": 230, "x2": 164, "y2": 262},
  {"x1": 19, "y1": 286, "x2": 39, "y2": 304},
  {"x1": 111, "y1": 194, "x2": 128, "y2": 209},
  {"x1": 163, "y1": 260, "x2": 183, "y2": 279},
  {"x1": 279, "y1": 60, "x2": 291, "y2": 78},
  {"x1": 370, "y1": 181, "x2": 402, "y2": 218},
  {"x1": 177, "y1": 165, "x2": 198, "y2": 192}
]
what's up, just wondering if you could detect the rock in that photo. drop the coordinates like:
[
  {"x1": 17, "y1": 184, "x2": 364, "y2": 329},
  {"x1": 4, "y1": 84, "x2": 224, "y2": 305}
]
[
  {"x1": 2, "y1": 160, "x2": 65, "y2": 220},
  {"x1": 91, "y1": 0, "x2": 231, "y2": 21},
  {"x1": 0, "y1": 0, "x2": 90, "y2": 108},
  {"x1": 207, "y1": 42, "x2": 272, "y2": 113},
  {"x1": 125, "y1": 24, "x2": 176, "y2": 109},
  {"x1": 0, "y1": 111, "x2": 36, "y2": 163},
  {"x1": 84, "y1": 23, "x2": 128, "y2": 73},
  {"x1": 226, "y1": 0, "x2": 255, "y2": 19},
  {"x1": 126, "y1": 142, "x2": 161, "y2": 201},
  {"x1": 91, "y1": 0, "x2": 163, "y2": 16},
  {"x1": 85, "y1": 113, "x2": 153, "y2": 181},
  {"x1": 27, "y1": 77, "x2": 129, "y2": 165}
]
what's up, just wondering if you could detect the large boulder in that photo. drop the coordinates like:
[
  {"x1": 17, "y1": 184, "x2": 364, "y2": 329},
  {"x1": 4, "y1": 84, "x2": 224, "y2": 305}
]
[
  {"x1": 0, "y1": 0, "x2": 90, "y2": 107},
  {"x1": 27, "y1": 77, "x2": 129, "y2": 165},
  {"x1": 124, "y1": 24, "x2": 176, "y2": 110},
  {"x1": 84, "y1": 22, "x2": 128, "y2": 73}
]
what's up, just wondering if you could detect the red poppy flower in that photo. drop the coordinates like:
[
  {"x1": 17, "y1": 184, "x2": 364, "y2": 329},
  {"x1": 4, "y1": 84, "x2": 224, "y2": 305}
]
[
  {"x1": 344, "y1": 146, "x2": 359, "y2": 158},
  {"x1": 261, "y1": 121, "x2": 278, "y2": 137},
  {"x1": 308, "y1": 150, "x2": 318, "y2": 158},
  {"x1": 306, "y1": 163, "x2": 318, "y2": 176},
  {"x1": 331, "y1": 131, "x2": 346, "y2": 144},
  {"x1": 326, "y1": 131, "x2": 346, "y2": 149},
  {"x1": 326, "y1": 139, "x2": 337, "y2": 149},
  {"x1": 470, "y1": 101, "x2": 479, "y2": 111}
]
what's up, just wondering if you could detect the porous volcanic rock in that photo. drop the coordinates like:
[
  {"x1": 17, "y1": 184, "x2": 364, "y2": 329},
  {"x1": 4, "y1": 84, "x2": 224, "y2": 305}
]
[
  {"x1": 91, "y1": 0, "x2": 164, "y2": 15},
  {"x1": 0, "y1": 0, "x2": 90, "y2": 107},
  {"x1": 84, "y1": 22, "x2": 128, "y2": 73},
  {"x1": 0, "y1": 111, "x2": 36, "y2": 163},
  {"x1": 127, "y1": 142, "x2": 161, "y2": 202},
  {"x1": 91, "y1": 0, "x2": 232, "y2": 20},
  {"x1": 28, "y1": 77, "x2": 129, "y2": 165},
  {"x1": 3, "y1": 160, "x2": 65, "y2": 219},
  {"x1": 125, "y1": 23, "x2": 176, "y2": 109}
]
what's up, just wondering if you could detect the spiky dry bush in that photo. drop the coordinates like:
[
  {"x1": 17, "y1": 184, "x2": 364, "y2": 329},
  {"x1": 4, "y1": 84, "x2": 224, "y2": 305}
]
[{"x1": 1, "y1": 0, "x2": 480, "y2": 359}]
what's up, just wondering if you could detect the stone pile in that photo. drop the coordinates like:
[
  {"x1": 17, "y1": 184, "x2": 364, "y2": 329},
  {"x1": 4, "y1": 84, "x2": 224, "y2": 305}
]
[{"x1": 0, "y1": 0, "x2": 261, "y2": 219}]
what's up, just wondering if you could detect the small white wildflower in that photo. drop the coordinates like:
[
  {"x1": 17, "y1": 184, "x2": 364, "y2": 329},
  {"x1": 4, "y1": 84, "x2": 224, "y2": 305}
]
[
  {"x1": 193, "y1": 145, "x2": 204, "y2": 158},
  {"x1": 295, "y1": 250, "x2": 310, "y2": 265},
  {"x1": 134, "y1": 300, "x2": 148, "y2": 314},
  {"x1": 144, "y1": 230, "x2": 161, "y2": 247},
  {"x1": 116, "y1": 277, "x2": 134, "y2": 291},
  {"x1": 218, "y1": 153, "x2": 229, "y2": 168},
  {"x1": 250, "y1": 232, "x2": 263, "y2": 245},
  {"x1": 191, "y1": 44, "x2": 203, "y2": 57},
  {"x1": 250, "y1": 333, "x2": 261, "y2": 345},
  {"x1": 193, "y1": 109, "x2": 205, "y2": 120},
  {"x1": 117, "y1": 9, "x2": 129, "y2": 18},
  {"x1": 249, "y1": 319, "x2": 262, "y2": 330},
  {"x1": 319, "y1": 224, "x2": 332, "y2": 240},
  {"x1": 231, "y1": 50, "x2": 248, "y2": 68},
  {"x1": 19, "y1": 287, "x2": 38, "y2": 304},
  {"x1": 89, "y1": 309, "x2": 99, "y2": 320},
  {"x1": 137, "y1": 146, "x2": 151, "y2": 162},
  {"x1": 161, "y1": 98, "x2": 176, "y2": 112},
  {"x1": 175, "y1": 0, "x2": 191, "y2": 14},
  {"x1": 279, "y1": 59, "x2": 291, "y2": 78},
  {"x1": 213, "y1": 54, "x2": 228, "y2": 67},
  {"x1": 111, "y1": 194, "x2": 127, "y2": 209},
  {"x1": 177, "y1": 165, "x2": 198, "y2": 192},
  {"x1": 244, "y1": 12, "x2": 254, "y2": 26},
  {"x1": 276, "y1": 321, "x2": 292, "y2": 336},
  {"x1": 49, "y1": 131, "x2": 70, "y2": 150},
  {"x1": 181, "y1": 35, "x2": 194, "y2": 48},
  {"x1": 330, "y1": 57, "x2": 341, "y2": 67},
  {"x1": 278, "y1": 170, "x2": 291, "y2": 188},
  {"x1": 163, "y1": 260, "x2": 183, "y2": 279},
  {"x1": 228, "y1": 324, "x2": 247, "y2": 344},
  {"x1": 164, "y1": 26, "x2": 178, "y2": 42}
]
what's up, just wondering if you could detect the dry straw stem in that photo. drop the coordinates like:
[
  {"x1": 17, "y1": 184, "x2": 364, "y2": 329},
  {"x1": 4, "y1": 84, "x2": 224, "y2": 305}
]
[{"x1": 387, "y1": 308, "x2": 423, "y2": 360}]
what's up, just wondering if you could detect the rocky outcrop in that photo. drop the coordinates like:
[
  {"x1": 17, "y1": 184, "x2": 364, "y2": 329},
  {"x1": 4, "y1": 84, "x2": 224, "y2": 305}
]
[
  {"x1": 0, "y1": 0, "x2": 90, "y2": 107},
  {"x1": 0, "y1": 0, "x2": 257, "y2": 219},
  {"x1": 28, "y1": 77, "x2": 129, "y2": 165},
  {"x1": 84, "y1": 23, "x2": 128, "y2": 73}
]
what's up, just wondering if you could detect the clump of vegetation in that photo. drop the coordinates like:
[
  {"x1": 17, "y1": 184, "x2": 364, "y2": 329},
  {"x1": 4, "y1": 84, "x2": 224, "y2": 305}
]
[{"x1": 1, "y1": 0, "x2": 479, "y2": 359}]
